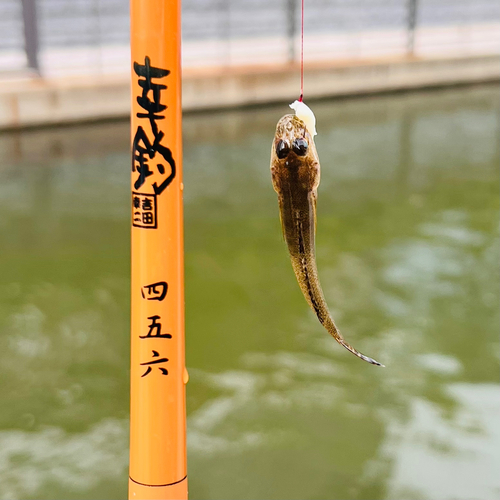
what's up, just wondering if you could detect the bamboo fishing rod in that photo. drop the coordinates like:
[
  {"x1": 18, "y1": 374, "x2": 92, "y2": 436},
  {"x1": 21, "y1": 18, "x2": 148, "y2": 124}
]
[{"x1": 129, "y1": 0, "x2": 187, "y2": 498}]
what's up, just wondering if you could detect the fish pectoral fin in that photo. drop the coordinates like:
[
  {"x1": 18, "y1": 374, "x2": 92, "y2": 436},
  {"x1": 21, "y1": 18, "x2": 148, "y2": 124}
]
[
  {"x1": 312, "y1": 191, "x2": 317, "y2": 234},
  {"x1": 307, "y1": 190, "x2": 318, "y2": 234},
  {"x1": 278, "y1": 196, "x2": 287, "y2": 241},
  {"x1": 279, "y1": 211, "x2": 285, "y2": 241}
]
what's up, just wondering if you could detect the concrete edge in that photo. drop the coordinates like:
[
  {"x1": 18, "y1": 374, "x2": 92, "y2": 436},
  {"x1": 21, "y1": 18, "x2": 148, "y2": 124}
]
[{"x1": 0, "y1": 54, "x2": 498, "y2": 130}]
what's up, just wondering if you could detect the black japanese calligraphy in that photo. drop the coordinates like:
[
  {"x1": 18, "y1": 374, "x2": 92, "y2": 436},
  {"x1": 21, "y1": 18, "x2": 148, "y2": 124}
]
[
  {"x1": 141, "y1": 350, "x2": 169, "y2": 377},
  {"x1": 141, "y1": 281, "x2": 168, "y2": 301},
  {"x1": 132, "y1": 192, "x2": 157, "y2": 229},
  {"x1": 139, "y1": 315, "x2": 172, "y2": 339},
  {"x1": 132, "y1": 56, "x2": 176, "y2": 197}
]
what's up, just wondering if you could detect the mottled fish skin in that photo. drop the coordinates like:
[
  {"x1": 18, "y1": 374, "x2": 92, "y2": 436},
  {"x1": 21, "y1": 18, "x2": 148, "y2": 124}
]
[{"x1": 270, "y1": 114, "x2": 383, "y2": 366}]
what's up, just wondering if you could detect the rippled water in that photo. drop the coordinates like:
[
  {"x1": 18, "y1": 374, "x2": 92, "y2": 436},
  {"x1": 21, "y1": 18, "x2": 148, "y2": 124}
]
[{"x1": 0, "y1": 84, "x2": 498, "y2": 500}]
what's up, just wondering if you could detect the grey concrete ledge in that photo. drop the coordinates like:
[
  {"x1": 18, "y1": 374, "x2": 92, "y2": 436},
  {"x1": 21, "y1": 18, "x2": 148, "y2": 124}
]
[{"x1": 0, "y1": 54, "x2": 499, "y2": 130}]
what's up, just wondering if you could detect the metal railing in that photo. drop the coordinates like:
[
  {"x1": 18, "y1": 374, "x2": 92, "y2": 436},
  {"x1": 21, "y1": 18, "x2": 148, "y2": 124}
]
[{"x1": 1, "y1": 0, "x2": 499, "y2": 76}]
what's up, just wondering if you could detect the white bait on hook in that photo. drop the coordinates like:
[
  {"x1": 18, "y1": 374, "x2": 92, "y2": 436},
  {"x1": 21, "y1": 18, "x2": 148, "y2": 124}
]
[{"x1": 289, "y1": 100, "x2": 317, "y2": 137}]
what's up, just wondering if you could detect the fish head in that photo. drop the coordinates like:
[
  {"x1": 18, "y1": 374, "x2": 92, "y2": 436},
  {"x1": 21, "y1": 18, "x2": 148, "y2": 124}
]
[
  {"x1": 270, "y1": 114, "x2": 319, "y2": 192},
  {"x1": 272, "y1": 114, "x2": 316, "y2": 162}
]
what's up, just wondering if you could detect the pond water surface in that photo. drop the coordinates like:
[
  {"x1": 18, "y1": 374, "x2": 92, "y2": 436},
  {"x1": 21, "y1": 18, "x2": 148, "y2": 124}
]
[{"x1": 0, "y1": 84, "x2": 498, "y2": 500}]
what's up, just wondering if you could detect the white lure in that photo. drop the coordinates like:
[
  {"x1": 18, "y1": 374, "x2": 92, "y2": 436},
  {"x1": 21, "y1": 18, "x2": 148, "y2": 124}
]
[{"x1": 289, "y1": 100, "x2": 317, "y2": 137}]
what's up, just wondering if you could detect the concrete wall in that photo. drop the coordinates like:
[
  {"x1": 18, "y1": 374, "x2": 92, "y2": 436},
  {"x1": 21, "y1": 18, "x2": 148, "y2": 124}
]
[{"x1": 0, "y1": 54, "x2": 499, "y2": 130}]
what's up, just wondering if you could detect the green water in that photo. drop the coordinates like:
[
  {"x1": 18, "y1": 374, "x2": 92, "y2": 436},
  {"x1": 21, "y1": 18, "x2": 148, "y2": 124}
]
[{"x1": 0, "y1": 85, "x2": 498, "y2": 500}]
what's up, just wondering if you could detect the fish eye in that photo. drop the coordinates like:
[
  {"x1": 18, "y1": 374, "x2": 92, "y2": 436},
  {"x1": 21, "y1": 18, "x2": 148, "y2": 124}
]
[
  {"x1": 293, "y1": 138, "x2": 308, "y2": 156},
  {"x1": 276, "y1": 140, "x2": 290, "y2": 159}
]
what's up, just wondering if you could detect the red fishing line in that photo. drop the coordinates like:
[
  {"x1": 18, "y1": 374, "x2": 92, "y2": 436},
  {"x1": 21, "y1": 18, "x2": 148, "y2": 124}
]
[{"x1": 299, "y1": 0, "x2": 304, "y2": 102}]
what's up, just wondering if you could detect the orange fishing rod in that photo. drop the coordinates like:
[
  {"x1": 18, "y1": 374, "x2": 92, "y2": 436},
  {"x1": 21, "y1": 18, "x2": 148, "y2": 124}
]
[{"x1": 129, "y1": 0, "x2": 187, "y2": 498}]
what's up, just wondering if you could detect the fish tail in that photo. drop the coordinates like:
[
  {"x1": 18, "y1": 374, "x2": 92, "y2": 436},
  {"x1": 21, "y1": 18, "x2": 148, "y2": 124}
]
[
  {"x1": 320, "y1": 308, "x2": 384, "y2": 366},
  {"x1": 337, "y1": 336, "x2": 384, "y2": 367},
  {"x1": 291, "y1": 253, "x2": 384, "y2": 367}
]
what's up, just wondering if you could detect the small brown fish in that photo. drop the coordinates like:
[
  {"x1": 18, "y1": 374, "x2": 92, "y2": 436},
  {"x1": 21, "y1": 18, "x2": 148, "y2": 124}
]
[{"x1": 270, "y1": 113, "x2": 383, "y2": 366}]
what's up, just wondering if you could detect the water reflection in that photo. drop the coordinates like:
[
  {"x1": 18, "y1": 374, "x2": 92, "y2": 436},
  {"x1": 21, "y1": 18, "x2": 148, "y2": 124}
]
[{"x1": 0, "y1": 85, "x2": 498, "y2": 499}]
